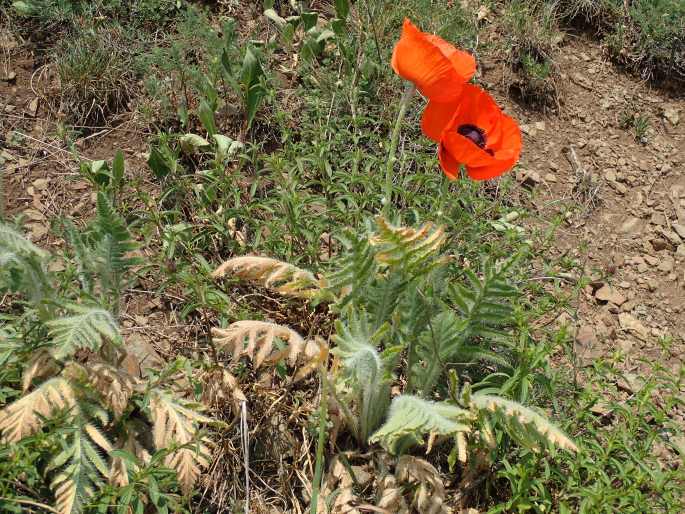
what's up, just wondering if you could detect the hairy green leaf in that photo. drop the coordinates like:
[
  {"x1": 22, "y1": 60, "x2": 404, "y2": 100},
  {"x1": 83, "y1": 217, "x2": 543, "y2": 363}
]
[
  {"x1": 370, "y1": 395, "x2": 472, "y2": 454},
  {"x1": 48, "y1": 304, "x2": 120, "y2": 360}
]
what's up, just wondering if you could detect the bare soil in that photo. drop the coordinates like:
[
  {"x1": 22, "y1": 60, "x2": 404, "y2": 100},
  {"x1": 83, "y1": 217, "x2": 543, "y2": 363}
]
[{"x1": 482, "y1": 34, "x2": 685, "y2": 380}]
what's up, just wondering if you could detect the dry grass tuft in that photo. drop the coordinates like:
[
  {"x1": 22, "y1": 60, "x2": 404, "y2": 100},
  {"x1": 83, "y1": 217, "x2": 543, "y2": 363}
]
[{"x1": 55, "y1": 27, "x2": 134, "y2": 126}]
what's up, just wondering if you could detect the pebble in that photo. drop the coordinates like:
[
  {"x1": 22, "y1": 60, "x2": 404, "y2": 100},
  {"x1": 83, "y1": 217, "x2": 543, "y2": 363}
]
[
  {"x1": 672, "y1": 223, "x2": 685, "y2": 240},
  {"x1": 618, "y1": 313, "x2": 649, "y2": 340},
  {"x1": 644, "y1": 255, "x2": 659, "y2": 266},
  {"x1": 658, "y1": 257, "x2": 674, "y2": 273},
  {"x1": 619, "y1": 217, "x2": 643, "y2": 234},
  {"x1": 595, "y1": 285, "x2": 627, "y2": 306}
]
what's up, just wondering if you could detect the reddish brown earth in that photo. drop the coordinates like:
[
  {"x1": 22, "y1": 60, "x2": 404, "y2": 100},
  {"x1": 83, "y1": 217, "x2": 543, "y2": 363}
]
[{"x1": 482, "y1": 35, "x2": 685, "y2": 381}]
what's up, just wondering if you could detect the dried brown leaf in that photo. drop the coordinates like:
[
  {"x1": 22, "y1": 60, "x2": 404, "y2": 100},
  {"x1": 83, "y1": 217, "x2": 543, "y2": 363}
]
[
  {"x1": 149, "y1": 391, "x2": 213, "y2": 495},
  {"x1": 213, "y1": 255, "x2": 323, "y2": 299},
  {"x1": 86, "y1": 362, "x2": 139, "y2": 419},
  {"x1": 22, "y1": 349, "x2": 59, "y2": 393},
  {"x1": 0, "y1": 377, "x2": 77, "y2": 442},
  {"x1": 395, "y1": 456, "x2": 450, "y2": 514}
]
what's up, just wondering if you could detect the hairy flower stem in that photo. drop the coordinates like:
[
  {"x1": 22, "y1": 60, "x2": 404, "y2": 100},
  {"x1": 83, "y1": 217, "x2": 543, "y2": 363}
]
[
  {"x1": 310, "y1": 368, "x2": 329, "y2": 514},
  {"x1": 383, "y1": 83, "x2": 415, "y2": 215}
]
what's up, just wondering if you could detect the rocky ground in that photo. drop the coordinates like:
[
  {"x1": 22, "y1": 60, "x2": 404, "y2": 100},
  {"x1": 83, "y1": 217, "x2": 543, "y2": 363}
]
[{"x1": 495, "y1": 36, "x2": 685, "y2": 386}]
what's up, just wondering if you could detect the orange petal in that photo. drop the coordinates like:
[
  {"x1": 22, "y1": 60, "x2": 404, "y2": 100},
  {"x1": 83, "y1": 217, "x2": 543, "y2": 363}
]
[
  {"x1": 461, "y1": 115, "x2": 521, "y2": 181},
  {"x1": 438, "y1": 143, "x2": 461, "y2": 180},
  {"x1": 421, "y1": 100, "x2": 460, "y2": 142},
  {"x1": 465, "y1": 156, "x2": 518, "y2": 180},
  {"x1": 425, "y1": 34, "x2": 476, "y2": 81},
  {"x1": 441, "y1": 130, "x2": 493, "y2": 168},
  {"x1": 391, "y1": 19, "x2": 467, "y2": 102}
]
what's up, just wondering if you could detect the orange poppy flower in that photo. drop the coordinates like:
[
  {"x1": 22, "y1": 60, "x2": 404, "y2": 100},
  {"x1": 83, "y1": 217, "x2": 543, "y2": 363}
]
[
  {"x1": 422, "y1": 84, "x2": 522, "y2": 180},
  {"x1": 391, "y1": 18, "x2": 476, "y2": 102}
]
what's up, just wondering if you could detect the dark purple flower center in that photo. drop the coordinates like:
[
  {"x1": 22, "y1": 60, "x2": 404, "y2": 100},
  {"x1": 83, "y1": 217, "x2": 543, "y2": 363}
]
[{"x1": 457, "y1": 124, "x2": 487, "y2": 148}]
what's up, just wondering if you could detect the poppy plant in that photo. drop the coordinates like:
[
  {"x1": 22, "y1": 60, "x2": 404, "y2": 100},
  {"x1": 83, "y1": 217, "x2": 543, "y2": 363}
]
[
  {"x1": 391, "y1": 18, "x2": 476, "y2": 102},
  {"x1": 422, "y1": 84, "x2": 522, "y2": 181}
]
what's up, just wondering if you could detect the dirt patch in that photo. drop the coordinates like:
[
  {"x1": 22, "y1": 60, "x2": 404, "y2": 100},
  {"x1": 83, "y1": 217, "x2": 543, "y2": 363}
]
[{"x1": 482, "y1": 34, "x2": 685, "y2": 375}]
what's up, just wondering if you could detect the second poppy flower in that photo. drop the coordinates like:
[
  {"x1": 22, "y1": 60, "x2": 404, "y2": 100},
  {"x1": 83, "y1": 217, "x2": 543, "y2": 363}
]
[{"x1": 422, "y1": 84, "x2": 522, "y2": 180}]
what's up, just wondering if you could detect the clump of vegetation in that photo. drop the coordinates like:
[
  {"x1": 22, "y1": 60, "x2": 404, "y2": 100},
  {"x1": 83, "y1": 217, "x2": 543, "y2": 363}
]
[
  {"x1": 608, "y1": 0, "x2": 685, "y2": 82},
  {"x1": 56, "y1": 28, "x2": 134, "y2": 126},
  {"x1": 549, "y1": 0, "x2": 685, "y2": 83},
  {"x1": 0, "y1": 157, "x2": 216, "y2": 514},
  {"x1": 502, "y1": 0, "x2": 563, "y2": 108},
  {"x1": 212, "y1": 216, "x2": 576, "y2": 510}
]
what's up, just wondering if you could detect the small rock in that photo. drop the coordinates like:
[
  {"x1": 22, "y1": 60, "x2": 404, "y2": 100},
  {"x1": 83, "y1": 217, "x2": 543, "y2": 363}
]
[
  {"x1": 125, "y1": 335, "x2": 164, "y2": 377},
  {"x1": 660, "y1": 228, "x2": 682, "y2": 246},
  {"x1": 23, "y1": 209, "x2": 45, "y2": 221},
  {"x1": 27, "y1": 97, "x2": 39, "y2": 117},
  {"x1": 677, "y1": 208, "x2": 685, "y2": 224},
  {"x1": 619, "y1": 217, "x2": 644, "y2": 235},
  {"x1": 520, "y1": 124, "x2": 537, "y2": 137},
  {"x1": 672, "y1": 223, "x2": 685, "y2": 240},
  {"x1": 616, "y1": 339, "x2": 634, "y2": 352},
  {"x1": 617, "y1": 372, "x2": 643, "y2": 394},
  {"x1": 663, "y1": 106, "x2": 680, "y2": 126},
  {"x1": 27, "y1": 223, "x2": 48, "y2": 240},
  {"x1": 618, "y1": 313, "x2": 649, "y2": 341},
  {"x1": 609, "y1": 181, "x2": 627, "y2": 195},
  {"x1": 544, "y1": 173, "x2": 557, "y2": 183},
  {"x1": 658, "y1": 257, "x2": 674, "y2": 273},
  {"x1": 643, "y1": 255, "x2": 659, "y2": 266},
  {"x1": 534, "y1": 121, "x2": 546, "y2": 131},
  {"x1": 651, "y1": 238, "x2": 673, "y2": 251},
  {"x1": 574, "y1": 325, "x2": 602, "y2": 367},
  {"x1": 590, "y1": 401, "x2": 612, "y2": 416},
  {"x1": 650, "y1": 213, "x2": 666, "y2": 226},
  {"x1": 32, "y1": 178, "x2": 49, "y2": 191},
  {"x1": 517, "y1": 169, "x2": 541, "y2": 188},
  {"x1": 621, "y1": 299, "x2": 637, "y2": 312},
  {"x1": 676, "y1": 244, "x2": 685, "y2": 257},
  {"x1": 595, "y1": 285, "x2": 626, "y2": 305}
]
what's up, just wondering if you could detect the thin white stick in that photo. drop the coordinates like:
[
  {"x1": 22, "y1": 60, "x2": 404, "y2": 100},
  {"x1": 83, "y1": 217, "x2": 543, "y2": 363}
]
[{"x1": 241, "y1": 400, "x2": 250, "y2": 513}]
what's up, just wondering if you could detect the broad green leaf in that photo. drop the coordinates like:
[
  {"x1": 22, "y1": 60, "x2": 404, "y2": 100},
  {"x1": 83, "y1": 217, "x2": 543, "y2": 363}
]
[
  {"x1": 335, "y1": 0, "x2": 350, "y2": 19},
  {"x1": 198, "y1": 99, "x2": 217, "y2": 137},
  {"x1": 213, "y1": 134, "x2": 243, "y2": 161},
  {"x1": 301, "y1": 11, "x2": 318, "y2": 31},
  {"x1": 264, "y1": 8, "x2": 286, "y2": 27},
  {"x1": 240, "y1": 47, "x2": 261, "y2": 89},
  {"x1": 147, "y1": 147, "x2": 173, "y2": 179},
  {"x1": 179, "y1": 133, "x2": 210, "y2": 155},
  {"x1": 331, "y1": 18, "x2": 346, "y2": 37},
  {"x1": 112, "y1": 150, "x2": 125, "y2": 188},
  {"x1": 245, "y1": 84, "x2": 265, "y2": 128}
]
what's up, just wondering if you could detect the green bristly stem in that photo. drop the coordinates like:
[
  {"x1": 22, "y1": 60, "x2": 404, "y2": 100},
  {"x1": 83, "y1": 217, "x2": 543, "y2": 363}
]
[
  {"x1": 383, "y1": 83, "x2": 415, "y2": 216},
  {"x1": 309, "y1": 368, "x2": 329, "y2": 514}
]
